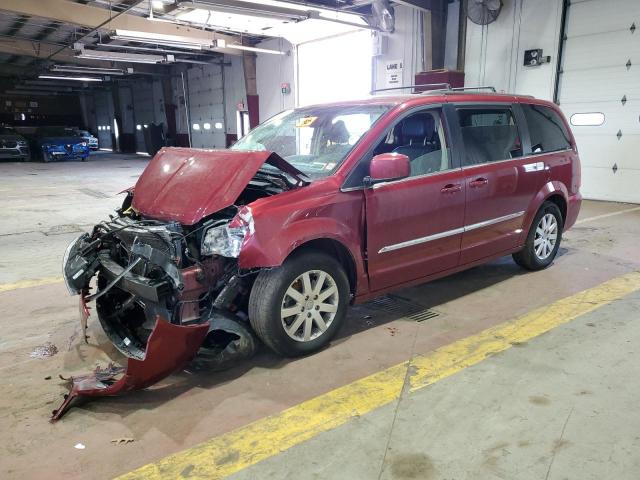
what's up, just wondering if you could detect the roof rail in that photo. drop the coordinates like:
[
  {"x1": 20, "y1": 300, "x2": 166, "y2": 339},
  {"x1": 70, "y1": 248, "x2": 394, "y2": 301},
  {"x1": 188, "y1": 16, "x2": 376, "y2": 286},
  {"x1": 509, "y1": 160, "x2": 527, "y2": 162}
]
[
  {"x1": 370, "y1": 84, "x2": 498, "y2": 95},
  {"x1": 449, "y1": 86, "x2": 497, "y2": 92},
  {"x1": 370, "y1": 83, "x2": 451, "y2": 94}
]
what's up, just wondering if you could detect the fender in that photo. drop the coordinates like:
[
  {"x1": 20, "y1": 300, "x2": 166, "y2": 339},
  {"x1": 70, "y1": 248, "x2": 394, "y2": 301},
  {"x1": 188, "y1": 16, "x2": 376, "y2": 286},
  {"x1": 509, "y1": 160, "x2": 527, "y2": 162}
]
[
  {"x1": 239, "y1": 201, "x2": 369, "y2": 296},
  {"x1": 520, "y1": 180, "x2": 569, "y2": 243}
]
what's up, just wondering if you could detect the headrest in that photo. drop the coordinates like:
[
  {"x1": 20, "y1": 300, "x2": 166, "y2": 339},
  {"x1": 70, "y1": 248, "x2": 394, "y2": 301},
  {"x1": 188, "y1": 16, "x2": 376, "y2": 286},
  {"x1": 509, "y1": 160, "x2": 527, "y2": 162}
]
[
  {"x1": 326, "y1": 120, "x2": 350, "y2": 144},
  {"x1": 401, "y1": 115, "x2": 434, "y2": 138}
]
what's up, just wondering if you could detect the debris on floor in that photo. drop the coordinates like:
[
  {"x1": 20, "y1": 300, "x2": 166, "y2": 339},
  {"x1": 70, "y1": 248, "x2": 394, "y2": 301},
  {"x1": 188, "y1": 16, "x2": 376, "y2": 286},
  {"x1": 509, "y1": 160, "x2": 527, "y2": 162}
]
[
  {"x1": 386, "y1": 327, "x2": 399, "y2": 336},
  {"x1": 29, "y1": 342, "x2": 58, "y2": 358},
  {"x1": 74, "y1": 443, "x2": 86, "y2": 450},
  {"x1": 44, "y1": 376, "x2": 52, "y2": 380},
  {"x1": 111, "y1": 438, "x2": 135, "y2": 445}
]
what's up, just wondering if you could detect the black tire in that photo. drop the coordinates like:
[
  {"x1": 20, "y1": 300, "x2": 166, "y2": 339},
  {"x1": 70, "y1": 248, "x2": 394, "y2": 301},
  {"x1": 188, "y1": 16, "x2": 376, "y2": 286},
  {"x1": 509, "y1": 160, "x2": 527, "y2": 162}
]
[
  {"x1": 248, "y1": 250, "x2": 350, "y2": 357},
  {"x1": 42, "y1": 152, "x2": 51, "y2": 163},
  {"x1": 513, "y1": 201, "x2": 563, "y2": 271}
]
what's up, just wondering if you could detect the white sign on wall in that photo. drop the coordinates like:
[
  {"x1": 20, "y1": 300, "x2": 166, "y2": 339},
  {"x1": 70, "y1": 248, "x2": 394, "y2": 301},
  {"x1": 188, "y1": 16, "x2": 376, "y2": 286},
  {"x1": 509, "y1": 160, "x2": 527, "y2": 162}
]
[{"x1": 384, "y1": 59, "x2": 403, "y2": 88}]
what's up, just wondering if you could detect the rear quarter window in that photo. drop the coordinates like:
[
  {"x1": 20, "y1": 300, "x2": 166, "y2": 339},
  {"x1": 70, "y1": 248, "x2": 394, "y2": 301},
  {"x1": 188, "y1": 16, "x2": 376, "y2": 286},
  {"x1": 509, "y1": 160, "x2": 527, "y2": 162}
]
[{"x1": 522, "y1": 104, "x2": 572, "y2": 154}]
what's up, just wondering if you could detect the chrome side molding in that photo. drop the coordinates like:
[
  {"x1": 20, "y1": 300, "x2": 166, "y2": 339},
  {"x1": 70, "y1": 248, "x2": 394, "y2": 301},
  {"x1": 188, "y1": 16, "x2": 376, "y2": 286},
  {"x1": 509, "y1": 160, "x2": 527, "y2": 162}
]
[{"x1": 378, "y1": 211, "x2": 525, "y2": 254}]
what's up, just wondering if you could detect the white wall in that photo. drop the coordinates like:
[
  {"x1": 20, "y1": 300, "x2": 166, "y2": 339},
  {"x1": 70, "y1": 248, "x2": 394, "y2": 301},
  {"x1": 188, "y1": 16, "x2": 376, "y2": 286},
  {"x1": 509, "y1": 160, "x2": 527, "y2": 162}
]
[
  {"x1": 255, "y1": 4, "x2": 425, "y2": 121},
  {"x1": 464, "y1": 0, "x2": 563, "y2": 100},
  {"x1": 372, "y1": 5, "x2": 425, "y2": 92},
  {"x1": 256, "y1": 37, "x2": 295, "y2": 122}
]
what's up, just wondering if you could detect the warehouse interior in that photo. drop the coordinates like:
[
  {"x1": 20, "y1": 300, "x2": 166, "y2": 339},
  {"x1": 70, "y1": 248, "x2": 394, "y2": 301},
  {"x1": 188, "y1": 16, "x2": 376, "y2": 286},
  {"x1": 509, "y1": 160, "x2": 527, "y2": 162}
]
[{"x1": 1, "y1": 1, "x2": 640, "y2": 479}]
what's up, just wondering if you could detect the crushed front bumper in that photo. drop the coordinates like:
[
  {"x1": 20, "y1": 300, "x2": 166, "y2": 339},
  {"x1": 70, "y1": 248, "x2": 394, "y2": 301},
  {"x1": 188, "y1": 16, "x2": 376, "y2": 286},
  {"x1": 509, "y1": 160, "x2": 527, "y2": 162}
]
[
  {"x1": 56, "y1": 229, "x2": 257, "y2": 420},
  {"x1": 51, "y1": 317, "x2": 209, "y2": 421}
]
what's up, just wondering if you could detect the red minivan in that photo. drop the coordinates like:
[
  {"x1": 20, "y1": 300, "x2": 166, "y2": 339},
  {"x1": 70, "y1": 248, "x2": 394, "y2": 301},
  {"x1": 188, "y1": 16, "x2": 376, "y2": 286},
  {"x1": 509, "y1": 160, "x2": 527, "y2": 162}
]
[{"x1": 58, "y1": 90, "x2": 581, "y2": 417}]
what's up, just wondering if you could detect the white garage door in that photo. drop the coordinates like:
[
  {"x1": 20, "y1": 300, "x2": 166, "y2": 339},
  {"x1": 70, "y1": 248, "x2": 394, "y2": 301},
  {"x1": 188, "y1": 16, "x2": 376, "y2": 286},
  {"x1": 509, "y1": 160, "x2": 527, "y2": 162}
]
[
  {"x1": 187, "y1": 64, "x2": 226, "y2": 148},
  {"x1": 297, "y1": 30, "x2": 372, "y2": 107},
  {"x1": 558, "y1": 0, "x2": 640, "y2": 203}
]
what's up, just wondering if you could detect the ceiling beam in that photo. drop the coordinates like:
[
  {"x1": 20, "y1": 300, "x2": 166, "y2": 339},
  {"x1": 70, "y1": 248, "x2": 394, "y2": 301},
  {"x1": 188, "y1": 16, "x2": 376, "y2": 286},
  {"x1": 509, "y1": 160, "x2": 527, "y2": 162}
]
[
  {"x1": 5, "y1": 13, "x2": 30, "y2": 36},
  {"x1": 0, "y1": 37, "x2": 170, "y2": 74},
  {"x1": 0, "y1": 0, "x2": 240, "y2": 55}
]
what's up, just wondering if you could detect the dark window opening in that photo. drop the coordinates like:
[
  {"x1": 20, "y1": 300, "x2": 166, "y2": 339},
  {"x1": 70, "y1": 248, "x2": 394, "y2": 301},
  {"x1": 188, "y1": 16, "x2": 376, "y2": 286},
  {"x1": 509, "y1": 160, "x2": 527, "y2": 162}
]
[
  {"x1": 522, "y1": 104, "x2": 571, "y2": 154},
  {"x1": 457, "y1": 108, "x2": 523, "y2": 165}
]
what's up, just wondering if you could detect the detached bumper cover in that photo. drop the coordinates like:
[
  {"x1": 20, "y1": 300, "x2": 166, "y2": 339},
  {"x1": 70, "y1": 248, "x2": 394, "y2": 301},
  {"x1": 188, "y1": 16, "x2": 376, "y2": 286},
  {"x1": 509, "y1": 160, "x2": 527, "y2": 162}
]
[{"x1": 51, "y1": 317, "x2": 209, "y2": 421}]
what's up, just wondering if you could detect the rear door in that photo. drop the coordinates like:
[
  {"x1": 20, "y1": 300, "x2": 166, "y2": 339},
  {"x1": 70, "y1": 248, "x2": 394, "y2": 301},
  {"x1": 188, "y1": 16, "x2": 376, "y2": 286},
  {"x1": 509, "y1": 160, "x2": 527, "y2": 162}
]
[
  {"x1": 456, "y1": 104, "x2": 543, "y2": 264},
  {"x1": 364, "y1": 105, "x2": 466, "y2": 291}
]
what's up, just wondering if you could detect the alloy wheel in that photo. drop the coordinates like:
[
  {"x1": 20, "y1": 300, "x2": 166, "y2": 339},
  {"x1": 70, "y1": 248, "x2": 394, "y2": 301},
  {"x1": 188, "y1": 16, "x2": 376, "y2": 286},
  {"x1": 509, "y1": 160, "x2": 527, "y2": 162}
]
[
  {"x1": 280, "y1": 269, "x2": 339, "y2": 342},
  {"x1": 534, "y1": 213, "x2": 558, "y2": 260}
]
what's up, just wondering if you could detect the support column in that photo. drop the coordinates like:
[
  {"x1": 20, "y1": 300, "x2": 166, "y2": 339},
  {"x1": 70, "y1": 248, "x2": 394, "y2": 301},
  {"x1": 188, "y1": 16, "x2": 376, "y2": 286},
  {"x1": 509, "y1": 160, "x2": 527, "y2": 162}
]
[{"x1": 242, "y1": 51, "x2": 259, "y2": 128}]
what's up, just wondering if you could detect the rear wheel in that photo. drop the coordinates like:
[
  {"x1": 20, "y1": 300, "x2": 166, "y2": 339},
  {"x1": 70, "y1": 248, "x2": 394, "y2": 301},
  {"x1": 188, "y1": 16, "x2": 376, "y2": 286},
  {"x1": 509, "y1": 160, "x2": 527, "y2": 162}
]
[
  {"x1": 248, "y1": 251, "x2": 349, "y2": 357},
  {"x1": 513, "y1": 201, "x2": 563, "y2": 270}
]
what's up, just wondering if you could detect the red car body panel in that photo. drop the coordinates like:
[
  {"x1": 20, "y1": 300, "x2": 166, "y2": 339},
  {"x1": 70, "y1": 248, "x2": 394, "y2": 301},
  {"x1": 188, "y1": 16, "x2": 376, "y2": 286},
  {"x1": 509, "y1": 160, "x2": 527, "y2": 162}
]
[
  {"x1": 51, "y1": 317, "x2": 209, "y2": 421},
  {"x1": 131, "y1": 148, "x2": 306, "y2": 225},
  {"x1": 239, "y1": 176, "x2": 370, "y2": 295},
  {"x1": 364, "y1": 169, "x2": 466, "y2": 291}
]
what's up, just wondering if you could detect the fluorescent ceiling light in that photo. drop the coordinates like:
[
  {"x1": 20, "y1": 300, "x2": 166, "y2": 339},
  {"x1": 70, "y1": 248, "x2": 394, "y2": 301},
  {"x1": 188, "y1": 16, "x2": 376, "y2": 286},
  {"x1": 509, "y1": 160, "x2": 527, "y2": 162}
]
[
  {"x1": 75, "y1": 46, "x2": 171, "y2": 64},
  {"x1": 5, "y1": 90, "x2": 60, "y2": 96},
  {"x1": 226, "y1": 43, "x2": 285, "y2": 55},
  {"x1": 176, "y1": 0, "x2": 308, "y2": 21},
  {"x1": 178, "y1": 0, "x2": 365, "y2": 24},
  {"x1": 110, "y1": 29, "x2": 214, "y2": 50},
  {"x1": 38, "y1": 75, "x2": 103, "y2": 82},
  {"x1": 175, "y1": 1, "x2": 369, "y2": 42},
  {"x1": 52, "y1": 65, "x2": 129, "y2": 75}
]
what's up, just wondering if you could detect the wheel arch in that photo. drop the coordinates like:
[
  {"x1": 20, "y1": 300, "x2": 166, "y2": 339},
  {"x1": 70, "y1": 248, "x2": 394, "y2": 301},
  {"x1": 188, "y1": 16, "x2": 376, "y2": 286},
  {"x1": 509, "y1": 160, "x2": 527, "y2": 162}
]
[
  {"x1": 287, "y1": 238, "x2": 358, "y2": 297},
  {"x1": 544, "y1": 192, "x2": 567, "y2": 224}
]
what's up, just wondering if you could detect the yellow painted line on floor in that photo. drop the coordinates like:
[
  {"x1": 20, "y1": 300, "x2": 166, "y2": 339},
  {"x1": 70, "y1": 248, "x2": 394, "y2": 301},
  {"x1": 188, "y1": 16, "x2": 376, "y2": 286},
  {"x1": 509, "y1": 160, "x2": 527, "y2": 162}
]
[
  {"x1": 0, "y1": 276, "x2": 63, "y2": 293},
  {"x1": 117, "y1": 271, "x2": 640, "y2": 480}
]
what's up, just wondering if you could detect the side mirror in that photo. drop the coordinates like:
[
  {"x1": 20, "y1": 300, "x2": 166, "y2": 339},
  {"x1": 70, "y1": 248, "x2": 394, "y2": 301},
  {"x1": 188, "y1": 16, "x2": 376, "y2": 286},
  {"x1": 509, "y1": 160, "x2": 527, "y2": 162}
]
[{"x1": 367, "y1": 153, "x2": 410, "y2": 185}]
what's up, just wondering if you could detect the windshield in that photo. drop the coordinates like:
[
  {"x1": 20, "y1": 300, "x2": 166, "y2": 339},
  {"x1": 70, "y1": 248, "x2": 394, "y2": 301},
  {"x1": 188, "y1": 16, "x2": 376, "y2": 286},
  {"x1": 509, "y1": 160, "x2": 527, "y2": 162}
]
[{"x1": 232, "y1": 105, "x2": 389, "y2": 178}]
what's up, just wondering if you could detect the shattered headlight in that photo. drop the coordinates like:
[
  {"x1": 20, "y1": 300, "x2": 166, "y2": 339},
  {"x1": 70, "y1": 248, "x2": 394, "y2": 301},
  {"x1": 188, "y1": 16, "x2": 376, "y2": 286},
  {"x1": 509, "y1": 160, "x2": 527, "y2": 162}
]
[
  {"x1": 201, "y1": 207, "x2": 253, "y2": 258},
  {"x1": 62, "y1": 233, "x2": 92, "y2": 294}
]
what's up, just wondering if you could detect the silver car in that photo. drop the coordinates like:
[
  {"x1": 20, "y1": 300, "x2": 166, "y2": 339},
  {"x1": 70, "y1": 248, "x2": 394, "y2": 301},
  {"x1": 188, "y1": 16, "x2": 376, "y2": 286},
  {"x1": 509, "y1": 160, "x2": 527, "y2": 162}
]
[
  {"x1": 0, "y1": 126, "x2": 29, "y2": 161},
  {"x1": 76, "y1": 129, "x2": 99, "y2": 150}
]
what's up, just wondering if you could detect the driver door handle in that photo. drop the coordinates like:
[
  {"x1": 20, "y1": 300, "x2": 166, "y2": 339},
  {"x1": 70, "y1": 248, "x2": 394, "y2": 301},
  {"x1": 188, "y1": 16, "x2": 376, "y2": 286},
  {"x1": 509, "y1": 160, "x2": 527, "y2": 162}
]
[
  {"x1": 469, "y1": 177, "x2": 488, "y2": 188},
  {"x1": 441, "y1": 183, "x2": 462, "y2": 194}
]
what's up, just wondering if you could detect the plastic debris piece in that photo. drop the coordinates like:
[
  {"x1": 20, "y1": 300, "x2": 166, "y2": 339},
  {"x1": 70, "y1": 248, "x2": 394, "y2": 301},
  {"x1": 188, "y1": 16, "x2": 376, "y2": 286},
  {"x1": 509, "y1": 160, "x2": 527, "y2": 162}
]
[
  {"x1": 111, "y1": 438, "x2": 135, "y2": 445},
  {"x1": 74, "y1": 443, "x2": 86, "y2": 450}
]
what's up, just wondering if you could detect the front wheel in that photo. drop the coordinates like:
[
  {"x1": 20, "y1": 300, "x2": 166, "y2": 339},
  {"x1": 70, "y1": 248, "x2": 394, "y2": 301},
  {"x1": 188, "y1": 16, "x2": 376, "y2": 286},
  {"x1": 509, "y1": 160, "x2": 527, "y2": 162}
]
[
  {"x1": 513, "y1": 201, "x2": 563, "y2": 271},
  {"x1": 248, "y1": 251, "x2": 349, "y2": 357}
]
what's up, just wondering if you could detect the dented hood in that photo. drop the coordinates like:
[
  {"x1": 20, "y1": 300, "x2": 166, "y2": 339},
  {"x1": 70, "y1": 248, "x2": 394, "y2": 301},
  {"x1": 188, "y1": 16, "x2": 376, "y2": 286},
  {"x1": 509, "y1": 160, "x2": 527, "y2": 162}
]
[{"x1": 132, "y1": 147, "x2": 307, "y2": 225}]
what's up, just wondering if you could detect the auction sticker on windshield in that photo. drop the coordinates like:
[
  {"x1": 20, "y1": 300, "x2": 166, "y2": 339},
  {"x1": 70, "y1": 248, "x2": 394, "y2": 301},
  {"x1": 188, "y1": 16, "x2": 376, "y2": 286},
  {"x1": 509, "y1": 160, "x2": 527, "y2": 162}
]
[{"x1": 296, "y1": 116, "x2": 317, "y2": 128}]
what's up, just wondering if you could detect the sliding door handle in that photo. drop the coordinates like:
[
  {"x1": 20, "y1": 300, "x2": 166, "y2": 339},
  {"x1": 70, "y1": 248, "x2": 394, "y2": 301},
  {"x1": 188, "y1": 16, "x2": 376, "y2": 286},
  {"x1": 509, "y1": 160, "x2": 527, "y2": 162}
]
[
  {"x1": 469, "y1": 177, "x2": 488, "y2": 188},
  {"x1": 441, "y1": 183, "x2": 462, "y2": 194}
]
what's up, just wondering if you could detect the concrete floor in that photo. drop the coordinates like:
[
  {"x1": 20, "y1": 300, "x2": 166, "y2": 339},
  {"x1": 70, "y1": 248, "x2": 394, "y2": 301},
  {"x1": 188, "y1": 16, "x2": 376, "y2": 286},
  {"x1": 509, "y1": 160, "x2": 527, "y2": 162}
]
[{"x1": 1, "y1": 153, "x2": 639, "y2": 479}]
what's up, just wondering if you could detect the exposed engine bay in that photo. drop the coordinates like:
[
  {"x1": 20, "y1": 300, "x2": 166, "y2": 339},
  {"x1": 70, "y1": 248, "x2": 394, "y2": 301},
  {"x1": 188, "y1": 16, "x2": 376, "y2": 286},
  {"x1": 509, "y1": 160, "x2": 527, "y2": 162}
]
[{"x1": 54, "y1": 149, "x2": 308, "y2": 420}]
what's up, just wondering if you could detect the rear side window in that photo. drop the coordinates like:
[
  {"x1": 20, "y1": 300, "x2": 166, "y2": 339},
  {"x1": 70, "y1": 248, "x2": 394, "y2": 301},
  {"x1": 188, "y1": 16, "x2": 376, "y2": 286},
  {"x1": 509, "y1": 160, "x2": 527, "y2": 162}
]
[
  {"x1": 457, "y1": 108, "x2": 523, "y2": 165},
  {"x1": 522, "y1": 104, "x2": 571, "y2": 154}
]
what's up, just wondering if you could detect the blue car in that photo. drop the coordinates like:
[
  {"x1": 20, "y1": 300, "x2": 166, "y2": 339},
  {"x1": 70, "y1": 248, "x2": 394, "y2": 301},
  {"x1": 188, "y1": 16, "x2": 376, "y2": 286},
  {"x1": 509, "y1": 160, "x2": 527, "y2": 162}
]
[{"x1": 34, "y1": 126, "x2": 90, "y2": 162}]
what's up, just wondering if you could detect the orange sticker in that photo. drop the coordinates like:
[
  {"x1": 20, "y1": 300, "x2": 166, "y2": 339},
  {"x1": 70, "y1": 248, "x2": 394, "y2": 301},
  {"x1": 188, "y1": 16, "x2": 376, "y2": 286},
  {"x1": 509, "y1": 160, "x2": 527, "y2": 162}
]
[{"x1": 296, "y1": 116, "x2": 317, "y2": 128}]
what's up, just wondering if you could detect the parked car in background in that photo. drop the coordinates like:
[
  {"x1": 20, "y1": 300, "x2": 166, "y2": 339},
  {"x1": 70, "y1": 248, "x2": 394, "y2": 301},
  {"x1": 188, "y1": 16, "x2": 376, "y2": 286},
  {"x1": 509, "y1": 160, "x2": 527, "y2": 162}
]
[
  {"x1": 0, "y1": 126, "x2": 30, "y2": 161},
  {"x1": 33, "y1": 126, "x2": 90, "y2": 162},
  {"x1": 75, "y1": 129, "x2": 99, "y2": 150},
  {"x1": 56, "y1": 90, "x2": 581, "y2": 419}
]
